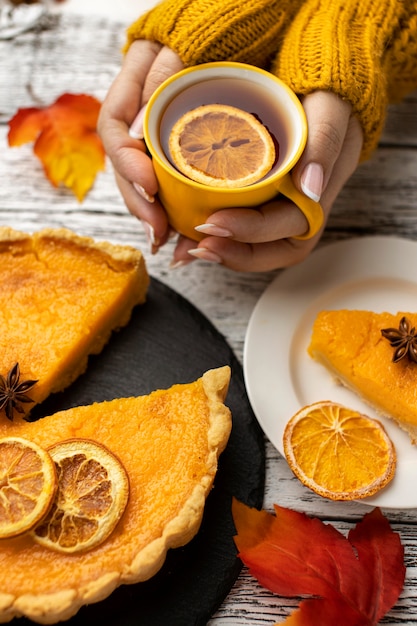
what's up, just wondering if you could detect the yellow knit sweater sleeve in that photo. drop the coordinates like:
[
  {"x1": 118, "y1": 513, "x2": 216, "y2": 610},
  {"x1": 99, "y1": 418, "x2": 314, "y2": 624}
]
[
  {"x1": 385, "y1": 1, "x2": 417, "y2": 102},
  {"x1": 126, "y1": 0, "x2": 417, "y2": 160},
  {"x1": 125, "y1": 0, "x2": 303, "y2": 69},
  {"x1": 272, "y1": 0, "x2": 417, "y2": 160}
]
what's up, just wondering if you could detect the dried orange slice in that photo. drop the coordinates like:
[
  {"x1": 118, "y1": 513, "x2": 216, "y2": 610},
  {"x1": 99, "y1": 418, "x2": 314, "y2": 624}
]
[
  {"x1": 283, "y1": 401, "x2": 396, "y2": 500},
  {"x1": 32, "y1": 439, "x2": 129, "y2": 553},
  {"x1": 169, "y1": 103, "x2": 276, "y2": 188},
  {"x1": 0, "y1": 436, "x2": 56, "y2": 538}
]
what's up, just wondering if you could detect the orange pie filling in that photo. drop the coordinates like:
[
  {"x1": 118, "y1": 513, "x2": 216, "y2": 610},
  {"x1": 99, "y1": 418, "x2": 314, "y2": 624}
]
[
  {"x1": 308, "y1": 310, "x2": 417, "y2": 441},
  {"x1": 0, "y1": 367, "x2": 231, "y2": 624},
  {"x1": 0, "y1": 227, "x2": 149, "y2": 418}
]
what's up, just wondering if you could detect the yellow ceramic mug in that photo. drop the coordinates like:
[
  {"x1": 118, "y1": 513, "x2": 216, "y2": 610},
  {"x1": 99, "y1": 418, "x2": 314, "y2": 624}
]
[{"x1": 144, "y1": 62, "x2": 323, "y2": 241}]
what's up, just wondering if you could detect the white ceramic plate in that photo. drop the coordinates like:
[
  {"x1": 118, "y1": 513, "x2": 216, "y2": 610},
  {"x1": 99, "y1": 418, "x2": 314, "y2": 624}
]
[{"x1": 244, "y1": 236, "x2": 417, "y2": 509}]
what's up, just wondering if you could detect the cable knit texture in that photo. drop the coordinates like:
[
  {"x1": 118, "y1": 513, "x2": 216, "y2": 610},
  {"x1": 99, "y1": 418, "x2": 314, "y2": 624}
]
[
  {"x1": 272, "y1": 0, "x2": 417, "y2": 160},
  {"x1": 126, "y1": 0, "x2": 417, "y2": 161},
  {"x1": 125, "y1": 0, "x2": 303, "y2": 68},
  {"x1": 385, "y1": 0, "x2": 417, "y2": 101}
]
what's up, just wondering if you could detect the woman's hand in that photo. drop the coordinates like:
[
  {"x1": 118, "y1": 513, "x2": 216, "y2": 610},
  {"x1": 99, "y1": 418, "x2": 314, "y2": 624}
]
[
  {"x1": 99, "y1": 44, "x2": 363, "y2": 271},
  {"x1": 172, "y1": 91, "x2": 363, "y2": 271},
  {"x1": 97, "y1": 40, "x2": 184, "y2": 251}
]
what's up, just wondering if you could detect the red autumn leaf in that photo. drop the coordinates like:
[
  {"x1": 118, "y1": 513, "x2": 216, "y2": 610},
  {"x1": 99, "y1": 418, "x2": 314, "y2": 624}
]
[
  {"x1": 232, "y1": 499, "x2": 405, "y2": 626},
  {"x1": 7, "y1": 93, "x2": 105, "y2": 201}
]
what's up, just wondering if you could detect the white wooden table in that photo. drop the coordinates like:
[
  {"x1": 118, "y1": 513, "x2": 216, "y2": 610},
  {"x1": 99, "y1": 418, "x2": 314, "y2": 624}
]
[{"x1": 1, "y1": 3, "x2": 417, "y2": 624}]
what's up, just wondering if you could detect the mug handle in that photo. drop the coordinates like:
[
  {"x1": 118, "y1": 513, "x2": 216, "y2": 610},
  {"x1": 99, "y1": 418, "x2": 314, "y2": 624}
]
[{"x1": 278, "y1": 173, "x2": 324, "y2": 240}]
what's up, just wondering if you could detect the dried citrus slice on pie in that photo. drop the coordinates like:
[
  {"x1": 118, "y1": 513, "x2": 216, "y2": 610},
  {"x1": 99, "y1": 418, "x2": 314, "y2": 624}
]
[
  {"x1": 32, "y1": 438, "x2": 129, "y2": 553},
  {"x1": 169, "y1": 103, "x2": 276, "y2": 188},
  {"x1": 283, "y1": 401, "x2": 396, "y2": 500},
  {"x1": 0, "y1": 436, "x2": 56, "y2": 538}
]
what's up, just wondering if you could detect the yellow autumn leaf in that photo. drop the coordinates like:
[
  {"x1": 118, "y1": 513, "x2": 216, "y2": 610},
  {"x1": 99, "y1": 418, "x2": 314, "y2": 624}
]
[{"x1": 8, "y1": 93, "x2": 105, "y2": 201}]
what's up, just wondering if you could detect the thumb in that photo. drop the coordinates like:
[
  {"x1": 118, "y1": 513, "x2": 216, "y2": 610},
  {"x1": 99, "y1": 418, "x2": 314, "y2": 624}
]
[{"x1": 293, "y1": 91, "x2": 355, "y2": 203}]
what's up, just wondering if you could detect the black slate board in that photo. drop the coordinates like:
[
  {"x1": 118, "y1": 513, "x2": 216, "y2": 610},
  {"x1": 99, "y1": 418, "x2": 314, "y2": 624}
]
[{"x1": 20, "y1": 278, "x2": 265, "y2": 626}]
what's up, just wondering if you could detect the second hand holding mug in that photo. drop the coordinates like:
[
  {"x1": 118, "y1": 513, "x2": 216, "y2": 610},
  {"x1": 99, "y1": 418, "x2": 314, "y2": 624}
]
[{"x1": 143, "y1": 62, "x2": 324, "y2": 241}]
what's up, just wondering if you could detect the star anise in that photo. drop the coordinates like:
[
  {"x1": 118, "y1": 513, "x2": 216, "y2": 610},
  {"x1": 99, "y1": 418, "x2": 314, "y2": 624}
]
[
  {"x1": 381, "y1": 316, "x2": 417, "y2": 364},
  {"x1": 0, "y1": 363, "x2": 38, "y2": 421}
]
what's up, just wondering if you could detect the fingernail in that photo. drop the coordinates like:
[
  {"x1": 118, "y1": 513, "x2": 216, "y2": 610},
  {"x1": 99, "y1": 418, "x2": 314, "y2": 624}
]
[
  {"x1": 141, "y1": 220, "x2": 160, "y2": 254},
  {"x1": 187, "y1": 248, "x2": 222, "y2": 264},
  {"x1": 169, "y1": 258, "x2": 193, "y2": 269},
  {"x1": 195, "y1": 223, "x2": 233, "y2": 237},
  {"x1": 129, "y1": 105, "x2": 147, "y2": 139},
  {"x1": 133, "y1": 182, "x2": 155, "y2": 203},
  {"x1": 301, "y1": 162, "x2": 324, "y2": 203}
]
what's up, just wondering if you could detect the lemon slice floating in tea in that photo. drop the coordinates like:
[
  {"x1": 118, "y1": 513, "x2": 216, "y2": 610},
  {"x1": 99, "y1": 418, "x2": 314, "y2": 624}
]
[
  {"x1": 283, "y1": 401, "x2": 396, "y2": 501},
  {"x1": 33, "y1": 438, "x2": 129, "y2": 553},
  {"x1": 0, "y1": 436, "x2": 57, "y2": 538},
  {"x1": 169, "y1": 103, "x2": 276, "y2": 188}
]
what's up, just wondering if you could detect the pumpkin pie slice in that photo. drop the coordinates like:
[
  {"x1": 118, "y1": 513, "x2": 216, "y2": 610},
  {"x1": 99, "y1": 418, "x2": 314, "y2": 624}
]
[
  {"x1": 0, "y1": 366, "x2": 232, "y2": 624},
  {"x1": 308, "y1": 310, "x2": 417, "y2": 444},
  {"x1": 0, "y1": 227, "x2": 149, "y2": 420}
]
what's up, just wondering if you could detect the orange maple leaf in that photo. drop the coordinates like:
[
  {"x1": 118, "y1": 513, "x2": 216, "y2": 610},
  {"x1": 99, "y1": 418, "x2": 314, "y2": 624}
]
[
  {"x1": 7, "y1": 93, "x2": 105, "y2": 201},
  {"x1": 233, "y1": 499, "x2": 405, "y2": 626}
]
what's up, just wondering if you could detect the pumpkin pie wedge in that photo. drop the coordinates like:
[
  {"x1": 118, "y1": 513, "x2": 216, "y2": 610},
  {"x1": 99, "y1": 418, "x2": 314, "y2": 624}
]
[
  {"x1": 308, "y1": 310, "x2": 417, "y2": 444},
  {"x1": 0, "y1": 227, "x2": 149, "y2": 420},
  {"x1": 0, "y1": 366, "x2": 232, "y2": 624}
]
